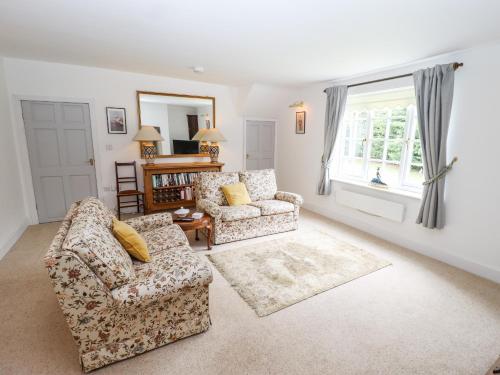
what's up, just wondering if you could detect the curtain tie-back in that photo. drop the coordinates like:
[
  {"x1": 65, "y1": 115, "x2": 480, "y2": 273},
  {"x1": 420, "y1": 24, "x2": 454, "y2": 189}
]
[
  {"x1": 422, "y1": 157, "x2": 458, "y2": 186},
  {"x1": 321, "y1": 160, "x2": 332, "y2": 169}
]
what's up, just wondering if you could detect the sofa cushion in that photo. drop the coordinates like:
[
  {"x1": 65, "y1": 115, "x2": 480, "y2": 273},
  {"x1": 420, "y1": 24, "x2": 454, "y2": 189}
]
[
  {"x1": 249, "y1": 199, "x2": 295, "y2": 216},
  {"x1": 112, "y1": 218, "x2": 150, "y2": 262},
  {"x1": 63, "y1": 204, "x2": 135, "y2": 289},
  {"x1": 112, "y1": 245, "x2": 213, "y2": 309},
  {"x1": 219, "y1": 205, "x2": 261, "y2": 222},
  {"x1": 239, "y1": 169, "x2": 278, "y2": 201},
  {"x1": 75, "y1": 196, "x2": 115, "y2": 229},
  {"x1": 197, "y1": 172, "x2": 239, "y2": 206},
  {"x1": 221, "y1": 182, "x2": 251, "y2": 206},
  {"x1": 141, "y1": 224, "x2": 189, "y2": 255}
]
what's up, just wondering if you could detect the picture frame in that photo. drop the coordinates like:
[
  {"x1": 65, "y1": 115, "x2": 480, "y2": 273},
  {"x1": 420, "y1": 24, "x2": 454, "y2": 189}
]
[
  {"x1": 296, "y1": 111, "x2": 306, "y2": 134},
  {"x1": 106, "y1": 107, "x2": 127, "y2": 134}
]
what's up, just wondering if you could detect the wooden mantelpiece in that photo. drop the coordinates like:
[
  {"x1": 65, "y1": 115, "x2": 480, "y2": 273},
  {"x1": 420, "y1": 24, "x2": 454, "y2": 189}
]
[{"x1": 142, "y1": 162, "x2": 224, "y2": 214}]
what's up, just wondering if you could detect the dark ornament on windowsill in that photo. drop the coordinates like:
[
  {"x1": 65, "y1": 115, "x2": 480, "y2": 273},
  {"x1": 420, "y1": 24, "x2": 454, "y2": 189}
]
[{"x1": 370, "y1": 167, "x2": 388, "y2": 189}]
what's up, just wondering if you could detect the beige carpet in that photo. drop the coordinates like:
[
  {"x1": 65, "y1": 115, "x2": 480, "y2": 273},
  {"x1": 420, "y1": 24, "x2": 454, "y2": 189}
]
[
  {"x1": 1, "y1": 209, "x2": 500, "y2": 374},
  {"x1": 208, "y1": 230, "x2": 391, "y2": 316}
]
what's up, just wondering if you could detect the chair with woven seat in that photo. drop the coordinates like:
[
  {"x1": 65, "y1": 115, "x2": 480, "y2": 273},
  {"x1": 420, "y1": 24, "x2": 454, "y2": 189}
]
[{"x1": 115, "y1": 161, "x2": 144, "y2": 219}]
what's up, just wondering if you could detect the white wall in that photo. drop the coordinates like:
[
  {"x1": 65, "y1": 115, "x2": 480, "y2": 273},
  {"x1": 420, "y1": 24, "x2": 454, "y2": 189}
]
[
  {"x1": 167, "y1": 105, "x2": 197, "y2": 142},
  {"x1": 0, "y1": 57, "x2": 29, "y2": 258},
  {"x1": 197, "y1": 105, "x2": 213, "y2": 129},
  {"x1": 276, "y1": 43, "x2": 500, "y2": 283},
  {"x1": 3, "y1": 58, "x2": 243, "y2": 213}
]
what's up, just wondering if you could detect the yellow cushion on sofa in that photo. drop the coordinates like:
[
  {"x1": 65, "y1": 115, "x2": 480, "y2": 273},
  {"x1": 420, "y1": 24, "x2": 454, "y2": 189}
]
[
  {"x1": 221, "y1": 182, "x2": 252, "y2": 206},
  {"x1": 112, "y1": 218, "x2": 150, "y2": 262}
]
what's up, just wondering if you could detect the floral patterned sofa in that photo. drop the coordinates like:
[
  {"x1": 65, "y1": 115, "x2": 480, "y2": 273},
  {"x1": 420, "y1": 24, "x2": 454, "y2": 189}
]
[
  {"x1": 195, "y1": 169, "x2": 303, "y2": 244},
  {"x1": 44, "y1": 197, "x2": 212, "y2": 372}
]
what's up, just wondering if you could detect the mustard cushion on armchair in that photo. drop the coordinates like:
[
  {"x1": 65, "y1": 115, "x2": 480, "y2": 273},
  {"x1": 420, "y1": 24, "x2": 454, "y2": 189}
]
[{"x1": 221, "y1": 182, "x2": 252, "y2": 206}]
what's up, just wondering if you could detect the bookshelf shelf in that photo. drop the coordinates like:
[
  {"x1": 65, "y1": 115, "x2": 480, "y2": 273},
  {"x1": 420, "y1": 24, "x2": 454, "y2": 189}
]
[
  {"x1": 153, "y1": 184, "x2": 194, "y2": 190},
  {"x1": 142, "y1": 162, "x2": 223, "y2": 214}
]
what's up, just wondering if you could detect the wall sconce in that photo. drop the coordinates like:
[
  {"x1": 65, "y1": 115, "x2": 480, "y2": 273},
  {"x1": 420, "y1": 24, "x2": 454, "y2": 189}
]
[{"x1": 289, "y1": 101, "x2": 304, "y2": 108}]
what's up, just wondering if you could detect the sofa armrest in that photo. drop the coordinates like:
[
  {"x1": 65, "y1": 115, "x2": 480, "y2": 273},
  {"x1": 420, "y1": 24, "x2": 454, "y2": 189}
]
[
  {"x1": 197, "y1": 199, "x2": 222, "y2": 219},
  {"x1": 124, "y1": 212, "x2": 173, "y2": 232},
  {"x1": 275, "y1": 191, "x2": 304, "y2": 206},
  {"x1": 111, "y1": 248, "x2": 213, "y2": 309},
  {"x1": 45, "y1": 251, "x2": 116, "y2": 344}
]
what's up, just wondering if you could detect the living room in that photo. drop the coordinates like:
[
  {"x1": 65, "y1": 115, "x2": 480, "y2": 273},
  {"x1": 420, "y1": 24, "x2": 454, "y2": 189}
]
[{"x1": 1, "y1": 1, "x2": 499, "y2": 374}]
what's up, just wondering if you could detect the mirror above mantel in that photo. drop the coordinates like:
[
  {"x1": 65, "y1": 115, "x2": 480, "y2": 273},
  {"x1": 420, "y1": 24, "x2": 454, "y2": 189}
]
[{"x1": 137, "y1": 91, "x2": 215, "y2": 158}]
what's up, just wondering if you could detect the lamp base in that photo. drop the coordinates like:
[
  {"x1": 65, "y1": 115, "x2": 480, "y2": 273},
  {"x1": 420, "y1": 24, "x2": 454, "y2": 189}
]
[
  {"x1": 199, "y1": 141, "x2": 209, "y2": 154},
  {"x1": 143, "y1": 144, "x2": 157, "y2": 164},
  {"x1": 208, "y1": 143, "x2": 219, "y2": 163}
]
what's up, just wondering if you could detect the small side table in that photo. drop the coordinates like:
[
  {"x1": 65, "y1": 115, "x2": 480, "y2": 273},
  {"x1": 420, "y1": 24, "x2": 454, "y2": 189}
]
[{"x1": 173, "y1": 212, "x2": 212, "y2": 250}]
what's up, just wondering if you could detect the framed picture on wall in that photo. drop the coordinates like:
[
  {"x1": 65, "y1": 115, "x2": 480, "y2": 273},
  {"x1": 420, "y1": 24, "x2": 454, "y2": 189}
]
[
  {"x1": 106, "y1": 107, "x2": 127, "y2": 134},
  {"x1": 296, "y1": 111, "x2": 306, "y2": 134}
]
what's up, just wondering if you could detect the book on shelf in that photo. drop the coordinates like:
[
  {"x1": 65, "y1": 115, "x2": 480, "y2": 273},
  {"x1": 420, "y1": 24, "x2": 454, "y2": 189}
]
[{"x1": 152, "y1": 172, "x2": 199, "y2": 188}]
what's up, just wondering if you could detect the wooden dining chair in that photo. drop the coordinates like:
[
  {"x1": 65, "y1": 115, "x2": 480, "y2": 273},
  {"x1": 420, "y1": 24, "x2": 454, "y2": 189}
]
[{"x1": 115, "y1": 161, "x2": 144, "y2": 220}]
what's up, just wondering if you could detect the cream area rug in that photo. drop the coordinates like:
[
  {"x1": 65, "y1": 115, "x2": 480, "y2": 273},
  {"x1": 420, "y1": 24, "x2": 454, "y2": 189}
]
[{"x1": 207, "y1": 230, "x2": 391, "y2": 317}]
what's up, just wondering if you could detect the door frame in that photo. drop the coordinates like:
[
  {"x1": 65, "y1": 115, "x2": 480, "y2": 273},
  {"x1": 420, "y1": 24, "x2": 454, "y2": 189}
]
[
  {"x1": 12, "y1": 95, "x2": 103, "y2": 224},
  {"x1": 242, "y1": 117, "x2": 278, "y2": 171}
]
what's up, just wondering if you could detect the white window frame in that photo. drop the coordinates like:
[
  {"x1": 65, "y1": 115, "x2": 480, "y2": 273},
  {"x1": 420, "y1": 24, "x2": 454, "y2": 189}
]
[{"x1": 334, "y1": 88, "x2": 423, "y2": 193}]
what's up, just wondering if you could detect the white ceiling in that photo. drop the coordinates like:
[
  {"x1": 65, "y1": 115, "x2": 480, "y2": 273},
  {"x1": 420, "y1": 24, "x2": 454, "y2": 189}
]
[{"x1": 1, "y1": 0, "x2": 500, "y2": 86}]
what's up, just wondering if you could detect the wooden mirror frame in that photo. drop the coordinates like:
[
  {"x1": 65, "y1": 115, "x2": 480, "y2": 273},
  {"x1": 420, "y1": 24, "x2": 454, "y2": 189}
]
[{"x1": 136, "y1": 91, "x2": 216, "y2": 158}]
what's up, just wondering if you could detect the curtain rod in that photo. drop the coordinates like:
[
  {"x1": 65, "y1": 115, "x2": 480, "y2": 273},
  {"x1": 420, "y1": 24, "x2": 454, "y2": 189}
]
[{"x1": 323, "y1": 62, "x2": 463, "y2": 92}]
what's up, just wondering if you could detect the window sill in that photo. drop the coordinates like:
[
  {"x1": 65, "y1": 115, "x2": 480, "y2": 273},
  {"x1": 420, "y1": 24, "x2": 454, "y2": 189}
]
[{"x1": 332, "y1": 178, "x2": 422, "y2": 200}]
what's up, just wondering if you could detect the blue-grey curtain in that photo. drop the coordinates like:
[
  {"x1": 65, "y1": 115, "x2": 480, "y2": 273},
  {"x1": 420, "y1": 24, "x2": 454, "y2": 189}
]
[
  {"x1": 317, "y1": 86, "x2": 348, "y2": 195},
  {"x1": 413, "y1": 64, "x2": 455, "y2": 229}
]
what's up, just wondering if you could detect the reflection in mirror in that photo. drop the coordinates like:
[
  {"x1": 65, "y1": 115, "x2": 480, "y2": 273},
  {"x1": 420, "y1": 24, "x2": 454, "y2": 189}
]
[{"x1": 138, "y1": 92, "x2": 215, "y2": 156}]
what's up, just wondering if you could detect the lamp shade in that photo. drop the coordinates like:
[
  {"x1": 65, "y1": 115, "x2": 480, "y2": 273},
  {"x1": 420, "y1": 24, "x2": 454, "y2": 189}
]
[
  {"x1": 200, "y1": 128, "x2": 226, "y2": 142},
  {"x1": 132, "y1": 126, "x2": 164, "y2": 142},
  {"x1": 191, "y1": 128, "x2": 209, "y2": 141}
]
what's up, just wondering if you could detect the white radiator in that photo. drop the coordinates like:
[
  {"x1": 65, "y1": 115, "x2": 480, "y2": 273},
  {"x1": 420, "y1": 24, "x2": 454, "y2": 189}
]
[{"x1": 336, "y1": 189, "x2": 405, "y2": 223}]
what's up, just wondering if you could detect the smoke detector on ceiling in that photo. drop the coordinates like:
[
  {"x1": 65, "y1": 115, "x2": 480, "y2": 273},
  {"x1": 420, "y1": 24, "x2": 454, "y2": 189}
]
[{"x1": 192, "y1": 66, "x2": 204, "y2": 74}]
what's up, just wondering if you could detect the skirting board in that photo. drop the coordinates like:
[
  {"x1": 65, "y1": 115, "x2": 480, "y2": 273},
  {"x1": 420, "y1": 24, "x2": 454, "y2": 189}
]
[
  {"x1": 0, "y1": 219, "x2": 30, "y2": 260},
  {"x1": 303, "y1": 202, "x2": 500, "y2": 284}
]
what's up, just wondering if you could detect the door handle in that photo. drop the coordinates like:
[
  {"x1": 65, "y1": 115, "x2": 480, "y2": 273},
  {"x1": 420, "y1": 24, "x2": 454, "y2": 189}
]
[
  {"x1": 89, "y1": 158, "x2": 95, "y2": 166},
  {"x1": 246, "y1": 154, "x2": 249, "y2": 159}
]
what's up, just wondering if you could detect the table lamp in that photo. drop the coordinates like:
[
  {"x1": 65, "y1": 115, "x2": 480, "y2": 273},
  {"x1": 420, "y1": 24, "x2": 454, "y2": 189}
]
[
  {"x1": 199, "y1": 128, "x2": 226, "y2": 163},
  {"x1": 191, "y1": 128, "x2": 209, "y2": 153},
  {"x1": 133, "y1": 126, "x2": 164, "y2": 164}
]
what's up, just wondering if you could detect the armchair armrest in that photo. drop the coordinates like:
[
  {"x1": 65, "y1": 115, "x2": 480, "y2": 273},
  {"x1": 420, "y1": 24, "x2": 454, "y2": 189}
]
[
  {"x1": 124, "y1": 212, "x2": 173, "y2": 232},
  {"x1": 197, "y1": 199, "x2": 222, "y2": 219},
  {"x1": 275, "y1": 191, "x2": 304, "y2": 206}
]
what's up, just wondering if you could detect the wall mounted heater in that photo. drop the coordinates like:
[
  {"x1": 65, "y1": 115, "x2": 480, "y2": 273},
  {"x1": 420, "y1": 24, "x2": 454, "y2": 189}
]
[{"x1": 336, "y1": 189, "x2": 405, "y2": 223}]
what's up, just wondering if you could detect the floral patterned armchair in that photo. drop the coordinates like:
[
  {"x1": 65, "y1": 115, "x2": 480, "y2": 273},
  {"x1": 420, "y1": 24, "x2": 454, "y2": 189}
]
[
  {"x1": 44, "y1": 197, "x2": 212, "y2": 372},
  {"x1": 195, "y1": 169, "x2": 303, "y2": 244}
]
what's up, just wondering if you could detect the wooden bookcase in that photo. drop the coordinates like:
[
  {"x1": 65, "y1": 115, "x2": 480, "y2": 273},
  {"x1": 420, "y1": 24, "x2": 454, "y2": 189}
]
[{"x1": 142, "y1": 162, "x2": 224, "y2": 214}]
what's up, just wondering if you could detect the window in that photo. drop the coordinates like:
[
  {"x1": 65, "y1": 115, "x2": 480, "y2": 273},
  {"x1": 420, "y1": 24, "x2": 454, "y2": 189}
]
[{"x1": 335, "y1": 87, "x2": 424, "y2": 192}]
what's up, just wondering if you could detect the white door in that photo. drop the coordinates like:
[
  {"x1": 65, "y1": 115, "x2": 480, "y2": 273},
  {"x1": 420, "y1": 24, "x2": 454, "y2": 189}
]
[
  {"x1": 245, "y1": 120, "x2": 276, "y2": 170},
  {"x1": 21, "y1": 101, "x2": 97, "y2": 223}
]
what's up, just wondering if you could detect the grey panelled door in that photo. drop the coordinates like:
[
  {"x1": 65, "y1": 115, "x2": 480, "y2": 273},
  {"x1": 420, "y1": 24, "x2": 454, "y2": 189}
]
[
  {"x1": 21, "y1": 101, "x2": 97, "y2": 223},
  {"x1": 245, "y1": 120, "x2": 275, "y2": 170}
]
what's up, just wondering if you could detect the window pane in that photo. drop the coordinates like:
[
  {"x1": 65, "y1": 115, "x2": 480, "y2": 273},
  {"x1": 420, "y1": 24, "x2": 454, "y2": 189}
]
[
  {"x1": 355, "y1": 112, "x2": 369, "y2": 138},
  {"x1": 345, "y1": 118, "x2": 352, "y2": 138},
  {"x1": 342, "y1": 158, "x2": 364, "y2": 177},
  {"x1": 414, "y1": 120, "x2": 420, "y2": 140},
  {"x1": 386, "y1": 141, "x2": 403, "y2": 162},
  {"x1": 337, "y1": 87, "x2": 420, "y2": 192},
  {"x1": 343, "y1": 139, "x2": 350, "y2": 157},
  {"x1": 389, "y1": 108, "x2": 406, "y2": 139},
  {"x1": 372, "y1": 110, "x2": 388, "y2": 138},
  {"x1": 407, "y1": 164, "x2": 424, "y2": 186},
  {"x1": 370, "y1": 139, "x2": 384, "y2": 160},
  {"x1": 412, "y1": 139, "x2": 422, "y2": 164},
  {"x1": 354, "y1": 140, "x2": 364, "y2": 158}
]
